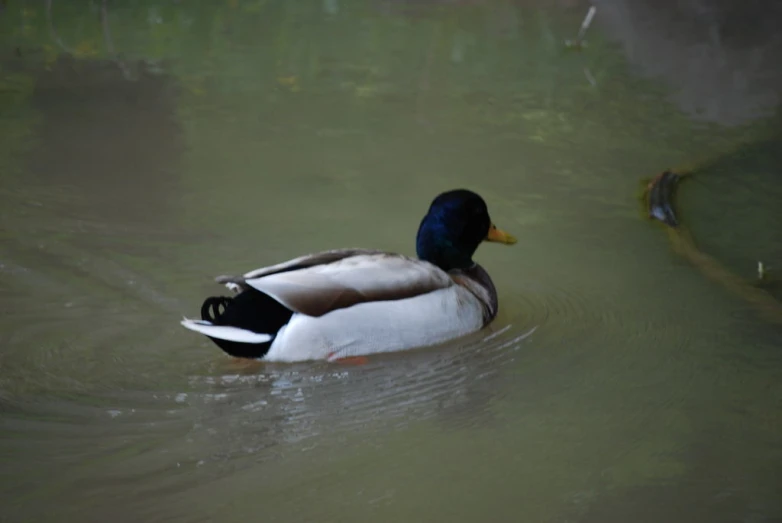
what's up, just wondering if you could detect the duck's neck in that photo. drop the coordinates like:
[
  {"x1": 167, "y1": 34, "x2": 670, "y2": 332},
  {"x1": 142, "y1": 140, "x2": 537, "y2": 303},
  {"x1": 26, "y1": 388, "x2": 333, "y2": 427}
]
[{"x1": 416, "y1": 219, "x2": 475, "y2": 272}]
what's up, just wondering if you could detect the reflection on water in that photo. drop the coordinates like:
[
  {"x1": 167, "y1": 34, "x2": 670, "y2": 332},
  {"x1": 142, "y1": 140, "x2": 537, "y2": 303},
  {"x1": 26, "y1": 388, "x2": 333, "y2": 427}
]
[
  {"x1": 28, "y1": 55, "x2": 183, "y2": 227},
  {"x1": 593, "y1": 0, "x2": 782, "y2": 125},
  {"x1": 1, "y1": 0, "x2": 782, "y2": 521}
]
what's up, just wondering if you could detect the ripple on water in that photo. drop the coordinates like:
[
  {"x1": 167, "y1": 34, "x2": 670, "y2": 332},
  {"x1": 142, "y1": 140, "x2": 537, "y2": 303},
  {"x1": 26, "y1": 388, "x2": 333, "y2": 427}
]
[
  {"x1": 511, "y1": 274, "x2": 686, "y2": 349},
  {"x1": 1, "y1": 245, "x2": 688, "y2": 482},
  {"x1": 0, "y1": 239, "x2": 196, "y2": 397},
  {"x1": 168, "y1": 321, "x2": 539, "y2": 467},
  {"x1": 2, "y1": 236, "x2": 682, "y2": 484}
]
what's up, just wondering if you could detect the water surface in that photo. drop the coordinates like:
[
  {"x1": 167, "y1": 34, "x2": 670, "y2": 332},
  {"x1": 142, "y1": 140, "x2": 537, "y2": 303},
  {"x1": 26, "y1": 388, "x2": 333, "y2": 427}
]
[{"x1": 1, "y1": 1, "x2": 781, "y2": 521}]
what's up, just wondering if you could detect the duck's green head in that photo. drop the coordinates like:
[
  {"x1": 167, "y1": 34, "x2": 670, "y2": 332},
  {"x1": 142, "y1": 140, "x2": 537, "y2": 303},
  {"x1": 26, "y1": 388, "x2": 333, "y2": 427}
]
[{"x1": 416, "y1": 189, "x2": 516, "y2": 271}]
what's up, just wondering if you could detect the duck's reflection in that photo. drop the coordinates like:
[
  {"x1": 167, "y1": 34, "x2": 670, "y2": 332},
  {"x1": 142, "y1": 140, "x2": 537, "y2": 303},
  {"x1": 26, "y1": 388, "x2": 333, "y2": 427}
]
[{"x1": 181, "y1": 325, "x2": 535, "y2": 465}]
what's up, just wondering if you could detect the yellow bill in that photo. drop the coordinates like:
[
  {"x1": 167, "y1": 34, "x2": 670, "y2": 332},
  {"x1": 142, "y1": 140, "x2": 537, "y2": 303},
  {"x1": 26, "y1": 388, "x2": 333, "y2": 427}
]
[{"x1": 486, "y1": 224, "x2": 517, "y2": 245}]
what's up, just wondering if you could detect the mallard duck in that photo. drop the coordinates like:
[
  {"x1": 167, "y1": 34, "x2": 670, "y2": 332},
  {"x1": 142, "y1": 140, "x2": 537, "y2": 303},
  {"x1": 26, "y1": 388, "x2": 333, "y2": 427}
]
[{"x1": 180, "y1": 189, "x2": 516, "y2": 362}]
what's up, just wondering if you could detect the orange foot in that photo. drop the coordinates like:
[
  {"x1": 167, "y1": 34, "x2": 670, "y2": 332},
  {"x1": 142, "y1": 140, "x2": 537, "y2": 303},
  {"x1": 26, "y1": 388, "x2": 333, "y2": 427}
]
[{"x1": 327, "y1": 353, "x2": 369, "y2": 366}]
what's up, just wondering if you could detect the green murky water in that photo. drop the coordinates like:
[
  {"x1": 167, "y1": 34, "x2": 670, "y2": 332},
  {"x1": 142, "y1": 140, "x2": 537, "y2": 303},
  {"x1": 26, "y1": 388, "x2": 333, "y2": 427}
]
[{"x1": 1, "y1": 1, "x2": 781, "y2": 521}]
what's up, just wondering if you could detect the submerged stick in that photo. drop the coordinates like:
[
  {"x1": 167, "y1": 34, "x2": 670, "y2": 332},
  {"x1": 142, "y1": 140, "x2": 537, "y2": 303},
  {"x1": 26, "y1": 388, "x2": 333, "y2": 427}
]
[
  {"x1": 644, "y1": 169, "x2": 782, "y2": 326},
  {"x1": 666, "y1": 226, "x2": 782, "y2": 326}
]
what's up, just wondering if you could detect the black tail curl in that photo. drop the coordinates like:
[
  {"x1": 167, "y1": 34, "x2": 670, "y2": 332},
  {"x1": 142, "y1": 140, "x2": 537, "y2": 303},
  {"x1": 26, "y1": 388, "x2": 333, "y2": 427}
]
[
  {"x1": 201, "y1": 296, "x2": 232, "y2": 323},
  {"x1": 196, "y1": 290, "x2": 294, "y2": 360}
]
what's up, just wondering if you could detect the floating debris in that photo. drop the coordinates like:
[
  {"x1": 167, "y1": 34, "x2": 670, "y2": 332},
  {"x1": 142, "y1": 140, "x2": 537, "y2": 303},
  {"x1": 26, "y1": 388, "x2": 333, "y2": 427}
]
[{"x1": 758, "y1": 261, "x2": 767, "y2": 281}]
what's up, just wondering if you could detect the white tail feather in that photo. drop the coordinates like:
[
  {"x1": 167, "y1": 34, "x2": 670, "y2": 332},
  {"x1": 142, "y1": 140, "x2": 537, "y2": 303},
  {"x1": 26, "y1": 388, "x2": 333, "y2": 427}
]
[{"x1": 180, "y1": 319, "x2": 273, "y2": 343}]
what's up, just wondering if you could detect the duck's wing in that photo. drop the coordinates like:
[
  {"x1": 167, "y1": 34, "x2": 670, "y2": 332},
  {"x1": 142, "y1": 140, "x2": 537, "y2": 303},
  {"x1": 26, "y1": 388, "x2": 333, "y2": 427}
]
[
  {"x1": 215, "y1": 248, "x2": 383, "y2": 292},
  {"x1": 242, "y1": 248, "x2": 386, "y2": 279},
  {"x1": 222, "y1": 250, "x2": 454, "y2": 318}
]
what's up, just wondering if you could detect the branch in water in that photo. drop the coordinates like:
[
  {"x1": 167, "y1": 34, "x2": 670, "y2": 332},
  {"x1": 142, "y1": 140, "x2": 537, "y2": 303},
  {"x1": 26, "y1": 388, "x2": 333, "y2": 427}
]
[
  {"x1": 565, "y1": 5, "x2": 596, "y2": 49},
  {"x1": 576, "y1": 5, "x2": 596, "y2": 43}
]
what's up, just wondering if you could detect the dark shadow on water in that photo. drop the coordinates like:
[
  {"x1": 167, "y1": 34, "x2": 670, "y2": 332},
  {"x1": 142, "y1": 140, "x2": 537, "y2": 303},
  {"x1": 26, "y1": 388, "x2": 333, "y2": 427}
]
[
  {"x1": 594, "y1": 0, "x2": 782, "y2": 126},
  {"x1": 27, "y1": 55, "x2": 183, "y2": 228}
]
